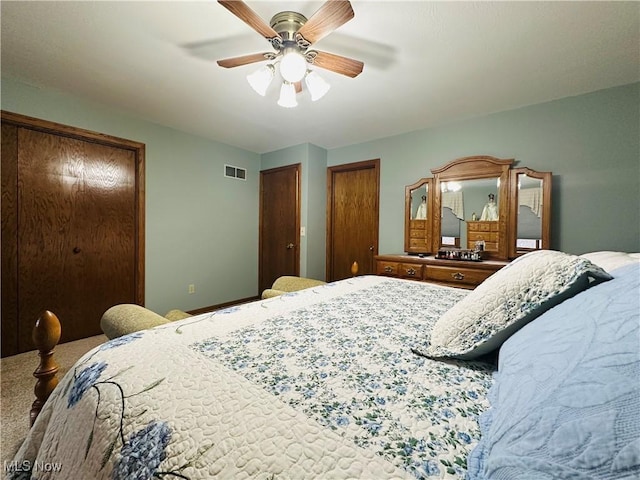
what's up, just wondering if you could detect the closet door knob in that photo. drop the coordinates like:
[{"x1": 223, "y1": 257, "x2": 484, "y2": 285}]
[{"x1": 72, "y1": 247, "x2": 81, "y2": 254}]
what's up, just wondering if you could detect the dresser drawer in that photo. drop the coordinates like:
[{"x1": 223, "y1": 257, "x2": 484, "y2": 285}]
[
  {"x1": 468, "y1": 242, "x2": 499, "y2": 252},
  {"x1": 409, "y1": 220, "x2": 425, "y2": 231},
  {"x1": 376, "y1": 260, "x2": 424, "y2": 280},
  {"x1": 409, "y1": 238, "x2": 428, "y2": 249},
  {"x1": 425, "y1": 265, "x2": 494, "y2": 287},
  {"x1": 468, "y1": 232, "x2": 498, "y2": 243},
  {"x1": 468, "y1": 232, "x2": 499, "y2": 252},
  {"x1": 468, "y1": 221, "x2": 498, "y2": 232},
  {"x1": 377, "y1": 261, "x2": 399, "y2": 276},
  {"x1": 398, "y1": 263, "x2": 424, "y2": 280}
]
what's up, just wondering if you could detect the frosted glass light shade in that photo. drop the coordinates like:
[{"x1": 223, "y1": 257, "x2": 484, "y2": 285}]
[
  {"x1": 280, "y1": 50, "x2": 307, "y2": 83},
  {"x1": 304, "y1": 71, "x2": 330, "y2": 101},
  {"x1": 247, "y1": 64, "x2": 275, "y2": 96},
  {"x1": 277, "y1": 82, "x2": 298, "y2": 108}
]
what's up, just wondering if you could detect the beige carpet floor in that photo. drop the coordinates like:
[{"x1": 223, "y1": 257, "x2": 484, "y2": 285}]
[{"x1": 1, "y1": 334, "x2": 107, "y2": 464}]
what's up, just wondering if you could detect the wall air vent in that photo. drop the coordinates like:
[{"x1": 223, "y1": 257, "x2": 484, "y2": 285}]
[{"x1": 224, "y1": 164, "x2": 247, "y2": 180}]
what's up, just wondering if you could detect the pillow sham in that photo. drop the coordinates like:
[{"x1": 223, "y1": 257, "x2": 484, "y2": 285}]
[
  {"x1": 415, "y1": 249, "x2": 612, "y2": 360},
  {"x1": 579, "y1": 250, "x2": 640, "y2": 273}
]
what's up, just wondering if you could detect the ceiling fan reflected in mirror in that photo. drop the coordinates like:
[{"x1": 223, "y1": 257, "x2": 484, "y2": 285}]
[{"x1": 217, "y1": 0, "x2": 364, "y2": 107}]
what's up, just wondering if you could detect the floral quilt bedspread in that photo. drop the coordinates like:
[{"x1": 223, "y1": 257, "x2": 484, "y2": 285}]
[{"x1": 11, "y1": 276, "x2": 495, "y2": 480}]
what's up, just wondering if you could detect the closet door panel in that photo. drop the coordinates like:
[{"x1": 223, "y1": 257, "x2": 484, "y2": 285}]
[
  {"x1": 17, "y1": 129, "x2": 136, "y2": 347},
  {"x1": 1, "y1": 124, "x2": 19, "y2": 356}
]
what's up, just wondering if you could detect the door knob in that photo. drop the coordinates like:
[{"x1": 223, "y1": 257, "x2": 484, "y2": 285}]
[
  {"x1": 72, "y1": 247, "x2": 81, "y2": 254},
  {"x1": 286, "y1": 243, "x2": 295, "y2": 249}
]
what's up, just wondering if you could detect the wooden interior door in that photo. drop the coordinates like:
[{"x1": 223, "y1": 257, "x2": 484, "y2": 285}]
[
  {"x1": 259, "y1": 164, "x2": 300, "y2": 295},
  {"x1": 1, "y1": 123, "x2": 19, "y2": 356},
  {"x1": 1, "y1": 111, "x2": 145, "y2": 357},
  {"x1": 327, "y1": 159, "x2": 380, "y2": 281}
]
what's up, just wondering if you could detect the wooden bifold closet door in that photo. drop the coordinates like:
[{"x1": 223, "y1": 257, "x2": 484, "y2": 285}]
[{"x1": 1, "y1": 112, "x2": 145, "y2": 357}]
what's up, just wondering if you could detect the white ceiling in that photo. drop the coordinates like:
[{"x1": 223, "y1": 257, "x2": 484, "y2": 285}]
[{"x1": 2, "y1": 1, "x2": 638, "y2": 154}]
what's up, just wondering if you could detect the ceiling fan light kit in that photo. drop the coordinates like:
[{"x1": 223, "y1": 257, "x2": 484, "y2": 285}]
[
  {"x1": 217, "y1": 0, "x2": 363, "y2": 108},
  {"x1": 279, "y1": 46, "x2": 307, "y2": 83},
  {"x1": 305, "y1": 70, "x2": 331, "y2": 101},
  {"x1": 278, "y1": 82, "x2": 298, "y2": 108},
  {"x1": 246, "y1": 64, "x2": 275, "y2": 96}
]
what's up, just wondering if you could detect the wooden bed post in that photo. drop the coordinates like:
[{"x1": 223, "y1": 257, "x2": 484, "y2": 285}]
[
  {"x1": 30, "y1": 310, "x2": 61, "y2": 426},
  {"x1": 351, "y1": 261, "x2": 359, "y2": 276}
]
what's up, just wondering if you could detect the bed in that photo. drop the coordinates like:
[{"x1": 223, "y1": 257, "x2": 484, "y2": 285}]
[{"x1": 9, "y1": 250, "x2": 640, "y2": 480}]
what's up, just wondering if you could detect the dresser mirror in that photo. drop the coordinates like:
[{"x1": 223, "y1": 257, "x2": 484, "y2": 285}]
[
  {"x1": 403, "y1": 156, "x2": 551, "y2": 260},
  {"x1": 439, "y1": 177, "x2": 503, "y2": 251},
  {"x1": 404, "y1": 178, "x2": 433, "y2": 253},
  {"x1": 508, "y1": 167, "x2": 552, "y2": 257},
  {"x1": 431, "y1": 156, "x2": 512, "y2": 259}
]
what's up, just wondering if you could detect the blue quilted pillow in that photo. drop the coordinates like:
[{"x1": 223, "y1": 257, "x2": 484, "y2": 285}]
[{"x1": 467, "y1": 262, "x2": 640, "y2": 480}]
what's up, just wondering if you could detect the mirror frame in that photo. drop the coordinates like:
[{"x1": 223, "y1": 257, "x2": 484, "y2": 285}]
[
  {"x1": 430, "y1": 156, "x2": 514, "y2": 260},
  {"x1": 508, "y1": 167, "x2": 552, "y2": 258},
  {"x1": 402, "y1": 156, "x2": 552, "y2": 260},
  {"x1": 404, "y1": 178, "x2": 433, "y2": 254}
]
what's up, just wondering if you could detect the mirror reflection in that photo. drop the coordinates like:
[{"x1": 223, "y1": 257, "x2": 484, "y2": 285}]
[
  {"x1": 405, "y1": 178, "x2": 432, "y2": 254},
  {"x1": 440, "y1": 178, "x2": 501, "y2": 251},
  {"x1": 410, "y1": 185, "x2": 428, "y2": 220},
  {"x1": 516, "y1": 174, "x2": 544, "y2": 250}
]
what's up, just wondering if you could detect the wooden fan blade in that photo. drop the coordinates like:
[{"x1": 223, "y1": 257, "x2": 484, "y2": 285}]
[
  {"x1": 218, "y1": 0, "x2": 279, "y2": 42},
  {"x1": 296, "y1": 1, "x2": 354, "y2": 47},
  {"x1": 294, "y1": 81, "x2": 303, "y2": 94},
  {"x1": 309, "y1": 50, "x2": 363, "y2": 78},
  {"x1": 217, "y1": 52, "x2": 272, "y2": 68}
]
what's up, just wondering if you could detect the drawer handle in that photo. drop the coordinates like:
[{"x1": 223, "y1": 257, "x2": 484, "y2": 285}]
[
  {"x1": 451, "y1": 272, "x2": 465, "y2": 281},
  {"x1": 384, "y1": 266, "x2": 394, "y2": 273},
  {"x1": 406, "y1": 268, "x2": 417, "y2": 276}
]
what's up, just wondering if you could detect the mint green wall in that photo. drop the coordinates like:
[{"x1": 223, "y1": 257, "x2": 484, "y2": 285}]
[
  {"x1": 1, "y1": 77, "x2": 261, "y2": 315},
  {"x1": 306, "y1": 144, "x2": 328, "y2": 280},
  {"x1": 260, "y1": 143, "x2": 327, "y2": 280},
  {"x1": 3, "y1": 77, "x2": 637, "y2": 318},
  {"x1": 327, "y1": 82, "x2": 640, "y2": 255}
]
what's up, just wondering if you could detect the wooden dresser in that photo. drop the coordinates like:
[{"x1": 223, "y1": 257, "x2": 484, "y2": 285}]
[
  {"x1": 466, "y1": 221, "x2": 499, "y2": 253},
  {"x1": 375, "y1": 254, "x2": 508, "y2": 289}
]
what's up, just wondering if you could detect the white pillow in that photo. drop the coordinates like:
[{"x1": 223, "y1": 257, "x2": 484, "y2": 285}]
[
  {"x1": 580, "y1": 251, "x2": 640, "y2": 273},
  {"x1": 415, "y1": 250, "x2": 612, "y2": 360}
]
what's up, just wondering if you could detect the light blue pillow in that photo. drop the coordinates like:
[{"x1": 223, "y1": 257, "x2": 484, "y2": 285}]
[
  {"x1": 467, "y1": 262, "x2": 640, "y2": 479},
  {"x1": 416, "y1": 250, "x2": 612, "y2": 360}
]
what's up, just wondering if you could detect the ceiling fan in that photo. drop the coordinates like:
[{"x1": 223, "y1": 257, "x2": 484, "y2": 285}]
[{"x1": 217, "y1": 0, "x2": 364, "y2": 107}]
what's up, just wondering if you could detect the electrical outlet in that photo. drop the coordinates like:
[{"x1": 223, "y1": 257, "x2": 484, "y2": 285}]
[{"x1": 188, "y1": 284, "x2": 195, "y2": 294}]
